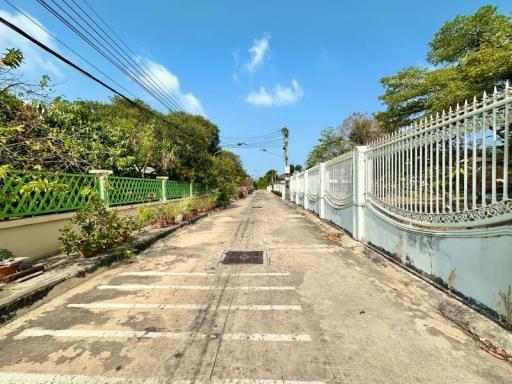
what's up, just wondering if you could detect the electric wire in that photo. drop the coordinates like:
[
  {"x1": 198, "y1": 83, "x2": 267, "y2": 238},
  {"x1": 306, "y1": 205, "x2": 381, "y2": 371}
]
[
  {"x1": 37, "y1": 0, "x2": 180, "y2": 113},
  {"x1": 78, "y1": 0, "x2": 185, "y2": 111},
  {"x1": 66, "y1": 0, "x2": 184, "y2": 112},
  {"x1": 2, "y1": 0, "x2": 137, "y2": 99}
]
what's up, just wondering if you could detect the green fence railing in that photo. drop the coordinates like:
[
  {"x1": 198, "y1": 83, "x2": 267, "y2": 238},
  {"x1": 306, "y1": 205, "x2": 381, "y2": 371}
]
[
  {"x1": 0, "y1": 170, "x2": 207, "y2": 220},
  {"x1": 0, "y1": 171, "x2": 100, "y2": 219},
  {"x1": 166, "y1": 181, "x2": 191, "y2": 199},
  {"x1": 108, "y1": 176, "x2": 162, "y2": 206}
]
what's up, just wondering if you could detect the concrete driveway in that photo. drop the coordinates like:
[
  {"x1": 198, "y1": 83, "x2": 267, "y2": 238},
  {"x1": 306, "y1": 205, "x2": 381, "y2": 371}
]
[{"x1": 0, "y1": 191, "x2": 511, "y2": 383}]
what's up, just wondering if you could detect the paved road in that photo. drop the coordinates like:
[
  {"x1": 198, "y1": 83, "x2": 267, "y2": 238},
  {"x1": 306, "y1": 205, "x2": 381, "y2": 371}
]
[{"x1": 0, "y1": 191, "x2": 511, "y2": 383}]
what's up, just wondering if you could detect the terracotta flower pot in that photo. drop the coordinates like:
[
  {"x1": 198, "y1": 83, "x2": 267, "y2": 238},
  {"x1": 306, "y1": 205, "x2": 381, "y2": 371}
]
[
  {"x1": 183, "y1": 212, "x2": 192, "y2": 221},
  {"x1": 166, "y1": 217, "x2": 175, "y2": 225},
  {"x1": 79, "y1": 250, "x2": 97, "y2": 259},
  {"x1": 154, "y1": 218, "x2": 167, "y2": 229},
  {"x1": 0, "y1": 261, "x2": 20, "y2": 279}
]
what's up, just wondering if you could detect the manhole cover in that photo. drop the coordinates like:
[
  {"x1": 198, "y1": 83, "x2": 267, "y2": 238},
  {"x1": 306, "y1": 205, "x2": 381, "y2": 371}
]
[{"x1": 222, "y1": 250, "x2": 265, "y2": 264}]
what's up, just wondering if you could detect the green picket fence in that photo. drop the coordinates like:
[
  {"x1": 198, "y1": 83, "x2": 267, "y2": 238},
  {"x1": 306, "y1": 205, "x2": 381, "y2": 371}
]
[{"x1": 0, "y1": 170, "x2": 206, "y2": 220}]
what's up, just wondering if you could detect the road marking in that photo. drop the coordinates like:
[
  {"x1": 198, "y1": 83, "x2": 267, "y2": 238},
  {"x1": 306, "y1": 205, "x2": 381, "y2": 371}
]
[
  {"x1": 119, "y1": 271, "x2": 291, "y2": 277},
  {"x1": 97, "y1": 284, "x2": 295, "y2": 291},
  {"x1": 17, "y1": 328, "x2": 311, "y2": 342},
  {"x1": 0, "y1": 373, "x2": 326, "y2": 384},
  {"x1": 68, "y1": 303, "x2": 302, "y2": 311}
]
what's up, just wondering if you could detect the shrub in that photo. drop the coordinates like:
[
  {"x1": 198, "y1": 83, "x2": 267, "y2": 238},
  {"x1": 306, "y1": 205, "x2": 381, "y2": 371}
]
[
  {"x1": 0, "y1": 248, "x2": 15, "y2": 261},
  {"x1": 136, "y1": 206, "x2": 155, "y2": 228},
  {"x1": 58, "y1": 198, "x2": 128, "y2": 258}
]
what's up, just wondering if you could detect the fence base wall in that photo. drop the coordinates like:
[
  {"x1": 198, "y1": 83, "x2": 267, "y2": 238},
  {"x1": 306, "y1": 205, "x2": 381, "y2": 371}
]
[
  {"x1": 323, "y1": 203, "x2": 353, "y2": 236},
  {"x1": 0, "y1": 199, "x2": 186, "y2": 262},
  {"x1": 362, "y1": 205, "x2": 512, "y2": 318}
]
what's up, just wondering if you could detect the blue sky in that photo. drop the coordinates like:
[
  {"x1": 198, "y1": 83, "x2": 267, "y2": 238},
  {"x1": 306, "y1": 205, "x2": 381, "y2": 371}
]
[{"x1": 1, "y1": 0, "x2": 510, "y2": 178}]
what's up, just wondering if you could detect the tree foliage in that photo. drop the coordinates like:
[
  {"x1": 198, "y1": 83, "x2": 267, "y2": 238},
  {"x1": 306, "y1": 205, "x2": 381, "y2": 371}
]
[
  {"x1": 255, "y1": 169, "x2": 278, "y2": 189},
  {"x1": 377, "y1": 6, "x2": 512, "y2": 132},
  {"x1": 0, "y1": 48, "x2": 246, "y2": 202}
]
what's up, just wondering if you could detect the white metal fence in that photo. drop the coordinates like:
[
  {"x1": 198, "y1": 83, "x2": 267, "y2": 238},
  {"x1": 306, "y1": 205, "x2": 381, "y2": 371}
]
[
  {"x1": 287, "y1": 85, "x2": 512, "y2": 318},
  {"x1": 290, "y1": 84, "x2": 512, "y2": 229}
]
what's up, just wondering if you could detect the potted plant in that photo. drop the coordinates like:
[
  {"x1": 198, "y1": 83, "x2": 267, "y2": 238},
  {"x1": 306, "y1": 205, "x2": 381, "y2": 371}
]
[
  {"x1": 154, "y1": 204, "x2": 168, "y2": 228},
  {"x1": 136, "y1": 206, "x2": 155, "y2": 229},
  {"x1": 58, "y1": 198, "x2": 120, "y2": 258},
  {"x1": 181, "y1": 198, "x2": 193, "y2": 221},
  {"x1": 0, "y1": 249, "x2": 20, "y2": 279},
  {"x1": 164, "y1": 203, "x2": 179, "y2": 225}
]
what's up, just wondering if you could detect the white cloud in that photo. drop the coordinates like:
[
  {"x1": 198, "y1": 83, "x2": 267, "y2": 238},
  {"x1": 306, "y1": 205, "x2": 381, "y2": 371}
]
[
  {"x1": 244, "y1": 34, "x2": 270, "y2": 74},
  {"x1": 246, "y1": 79, "x2": 303, "y2": 107},
  {"x1": 0, "y1": 9, "x2": 62, "y2": 77},
  {"x1": 136, "y1": 57, "x2": 205, "y2": 116}
]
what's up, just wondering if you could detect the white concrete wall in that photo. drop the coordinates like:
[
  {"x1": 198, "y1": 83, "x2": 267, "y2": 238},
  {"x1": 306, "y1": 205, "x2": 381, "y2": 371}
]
[
  {"x1": 0, "y1": 200, "x2": 185, "y2": 262},
  {"x1": 364, "y1": 205, "x2": 512, "y2": 316},
  {"x1": 288, "y1": 146, "x2": 512, "y2": 318}
]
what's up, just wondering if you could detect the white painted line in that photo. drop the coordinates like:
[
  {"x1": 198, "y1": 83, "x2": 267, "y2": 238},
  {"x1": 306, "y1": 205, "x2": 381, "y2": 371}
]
[
  {"x1": 16, "y1": 328, "x2": 311, "y2": 342},
  {"x1": 222, "y1": 333, "x2": 311, "y2": 342},
  {"x1": 97, "y1": 284, "x2": 295, "y2": 291},
  {"x1": 119, "y1": 271, "x2": 290, "y2": 277},
  {"x1": 68, "y1": 303, "x2": 302, "y2": 311},
  {"x1": 0, "y1": 373, "x2": 326, "y2": 384}
]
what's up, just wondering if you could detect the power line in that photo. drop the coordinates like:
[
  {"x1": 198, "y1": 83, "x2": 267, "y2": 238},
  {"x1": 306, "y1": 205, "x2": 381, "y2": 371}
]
[
  {"x1": 78, "y1": 0, "x2": 185, "y2": 112},
  {"x1": 37, "y1": 0, "x2": 181, "y2": 113},
  {"x1": 2, "y1": 0, "x2": 136, "y2": 99},
  {"x1": 66, "y1": 0, "x2": 184, "y2": 112},
  {"x1": 0, "y1": 15, "x2": 134, "y2": 104},
  {"x1": 0, "y1": 16, "x2": 178, "y2": 129}
]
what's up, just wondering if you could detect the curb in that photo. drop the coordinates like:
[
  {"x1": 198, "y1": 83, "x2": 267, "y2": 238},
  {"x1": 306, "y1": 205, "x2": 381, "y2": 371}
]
[{"x1": 0, "y1": 212, "x2": 209, "y2": 325}]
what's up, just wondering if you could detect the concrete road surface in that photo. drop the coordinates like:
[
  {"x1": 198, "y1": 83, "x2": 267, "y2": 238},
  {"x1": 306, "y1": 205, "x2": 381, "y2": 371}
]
[{"x1": 0, "y1": 191, "x2": 511, "y2": 383}]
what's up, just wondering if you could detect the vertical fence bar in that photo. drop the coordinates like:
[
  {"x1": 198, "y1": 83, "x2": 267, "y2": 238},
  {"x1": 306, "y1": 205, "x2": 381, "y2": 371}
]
[
  {"x1": 409, "y1": 135, "x2": 413, "y2": 212},
  {"x1": 448, "y1": 118, "x2": 453, "y2": 212},
  {"x1": 424, "y1": 130, "x2": 428, "y2": 212},
  {"x1": 419, "y1": 134, "x2": 423, "y2": 213},
  {"x1": 398, "y1": 139, "x2": 402, "y2": 209},
  {"x1": 429, "y1": 130, "x2": 433, "y2": 213},
  {"x1": 463, "y1": 101, "x2": 469, "y2": 211},
  {"x1": 414, "y1": 134, "x2": 418, "y2": 212},
  {"x1": 442, "y1": 129, "x2": 446, "y2": 213},
  {"x1": 436, "y1": 127, "x2": 440, "y2": 213},
  {"x1": 481, "y1": 92, "x2": 487, "y2": 207},
  {"x1": 504, "y1": 81, "x2": 510, "y2": 200},
  {"x1": 455, "y1": 114, "x2": 460, "y2": 212},
  {"x1": 472, "y1": 96, "x2": 478, "y2": 209},
  {"x1": 491, "y1": 88, "x2": 498, "y2": 204}
]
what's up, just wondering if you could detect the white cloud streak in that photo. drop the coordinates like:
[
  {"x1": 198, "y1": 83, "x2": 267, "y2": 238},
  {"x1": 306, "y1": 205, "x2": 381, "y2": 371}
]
[
  {"x1": 0, "y1": 9, "x2": 62, "y2": 77},
  {"x1": 246, "y1": 79, "x2": 303, "y2": 107},
  {"x1": 244, "y1": 34, "x2": 270, "y2": 74},
  {"x1": 136, "y1": 57, "x2": 205, "y2": 116}
]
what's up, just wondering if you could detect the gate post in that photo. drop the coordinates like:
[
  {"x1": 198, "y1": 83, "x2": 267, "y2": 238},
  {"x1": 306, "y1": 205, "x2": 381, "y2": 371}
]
[
  {"x1": 156, "y1": 176, "x2": 169, "y2": 202},
  {"x1": 352, "y1": 146, "x2": 367, "y2": 241},
  {"x1": 89, "y1": 169, "x2": 113, "y2": 203},
  {"x1": 304, "y1": 169, "x2": 309, "y2": 211},
  {"x1": 319, "y1": 162, "x2": 326, "y2": 219}
]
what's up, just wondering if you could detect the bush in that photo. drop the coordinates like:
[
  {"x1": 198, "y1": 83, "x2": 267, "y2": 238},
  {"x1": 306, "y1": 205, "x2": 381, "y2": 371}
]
[
  {"x1": 59, "y1": 198, "x2": 132, "y2": 258},
  {"x1": 0, "y1": 248, "x2": 14, "y2": 261}
]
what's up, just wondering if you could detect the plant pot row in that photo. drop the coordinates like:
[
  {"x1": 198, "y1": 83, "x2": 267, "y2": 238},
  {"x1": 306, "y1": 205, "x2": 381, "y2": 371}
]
[{"x1": 153, "y1": 204, "x2": 216, "y2": 229}]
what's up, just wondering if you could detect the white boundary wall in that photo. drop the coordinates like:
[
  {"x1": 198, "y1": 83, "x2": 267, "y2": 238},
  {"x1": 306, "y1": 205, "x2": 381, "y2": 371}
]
[{"x1": 289, "y1": 87, "x2": 512, "y2": 318}]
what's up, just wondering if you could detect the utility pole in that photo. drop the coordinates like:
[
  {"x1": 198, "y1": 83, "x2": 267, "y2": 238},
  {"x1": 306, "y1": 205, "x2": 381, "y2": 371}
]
[{"x1": 281, "y1": 127, "x2": 289, "y2": 200}]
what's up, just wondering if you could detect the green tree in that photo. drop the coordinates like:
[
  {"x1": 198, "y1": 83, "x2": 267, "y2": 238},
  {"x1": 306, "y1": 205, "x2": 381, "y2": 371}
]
[
  {"x1": 305, "y1": 127, "x2": 351, "y2": 168},
  {"x1": 377, "y1": 6, "x2": 512, "y2": 132},
  {"x1": 208, "y1": 151, "x2": 247, "y2": 206}
]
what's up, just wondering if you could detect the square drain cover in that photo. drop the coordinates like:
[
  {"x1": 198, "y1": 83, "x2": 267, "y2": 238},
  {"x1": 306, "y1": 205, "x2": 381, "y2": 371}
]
[{"x1": 222, "y1": 250, "x2": 265, "y2": 264}]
